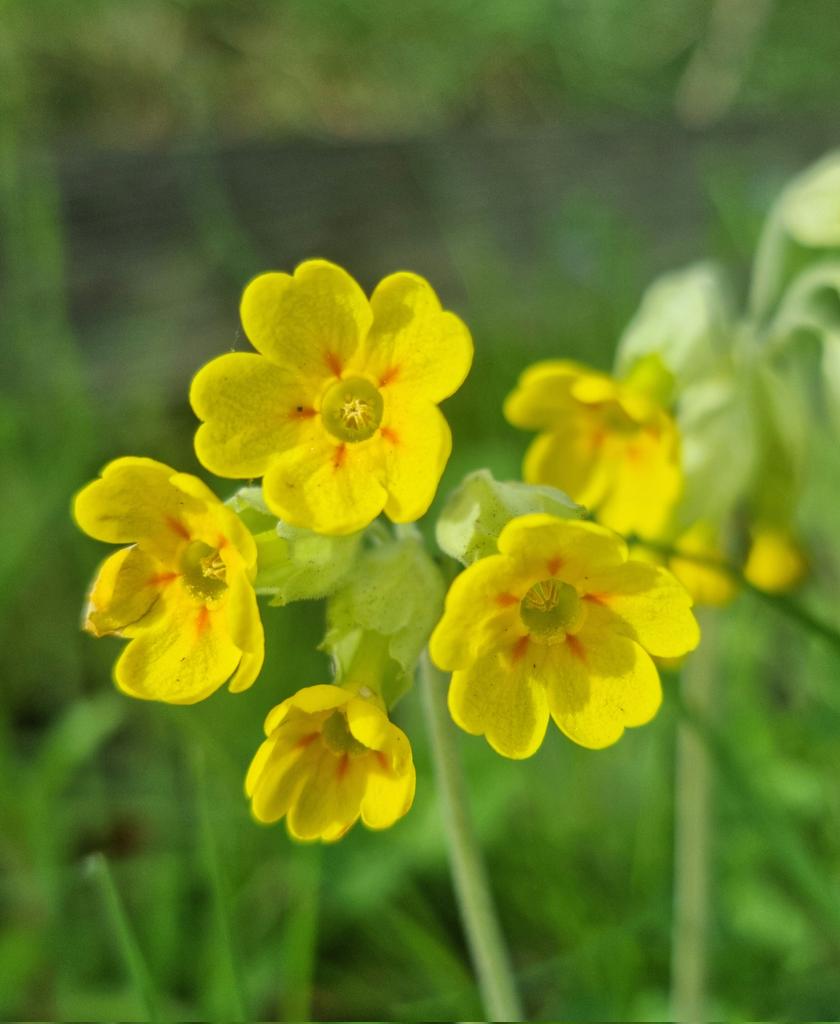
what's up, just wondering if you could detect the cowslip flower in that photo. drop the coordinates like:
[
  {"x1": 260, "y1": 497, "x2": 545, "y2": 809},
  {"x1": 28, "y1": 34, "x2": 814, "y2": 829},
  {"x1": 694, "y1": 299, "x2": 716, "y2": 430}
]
[
  {"x1": 246, "y1": 684, "x2": 415, "y2": 841},
  {"x1": 430, "y1": 514, "x2": 699, "y2": 756},
  {"x1": 743, "y1": 523, "x2": 807, "y2": 593},
  {"x1": 190, "y1": 259, "x2": 473, "y2": 536},
  {"x1": 504, "y1": 359, "x2": 681, "y2": 539},
  {"x1": 74, "y1": 457, "x2": 263, "y2": 703}
]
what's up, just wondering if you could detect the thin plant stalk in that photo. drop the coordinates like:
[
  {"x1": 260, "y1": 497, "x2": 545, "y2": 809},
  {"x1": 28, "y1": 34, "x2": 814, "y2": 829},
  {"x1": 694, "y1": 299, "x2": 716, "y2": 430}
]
[
  {"x1": 88, "y1": 852, "x2": 163, "y2": 1022},
  {"x1": 419, "y1": 651, "x2": 523, "y2": 1023},
  {"x1": 194, "y1": 749, "x2": 248, "y2": 1020},
  {"x1": 670, "y1": 609, "x2": 717, "y2": 1023}
]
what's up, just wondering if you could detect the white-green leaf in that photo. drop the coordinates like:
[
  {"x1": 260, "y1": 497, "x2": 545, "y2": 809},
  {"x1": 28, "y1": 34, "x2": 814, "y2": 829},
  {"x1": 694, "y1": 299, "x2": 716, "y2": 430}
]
[{"x1": 615, "y1": 261, "x2": 734, "y2": 391}]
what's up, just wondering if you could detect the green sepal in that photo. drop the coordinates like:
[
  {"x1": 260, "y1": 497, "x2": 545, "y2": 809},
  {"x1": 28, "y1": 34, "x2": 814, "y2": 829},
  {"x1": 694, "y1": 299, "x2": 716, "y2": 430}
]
[
  {"x1": 615, "y1": 261, "x2": 734, "y2": 394},
  {"x1": 322, "y1": 529, "x2": 445, "y2": 709},
  {"x1": 750, "y1": 151, "x2": 840, "y2": 324},
  {"x1": 436, "y1": 469, "x2": 583, "y2": 567},
  {"x1": 227, "y1": 486, "x2": 362, "y2": 605}
]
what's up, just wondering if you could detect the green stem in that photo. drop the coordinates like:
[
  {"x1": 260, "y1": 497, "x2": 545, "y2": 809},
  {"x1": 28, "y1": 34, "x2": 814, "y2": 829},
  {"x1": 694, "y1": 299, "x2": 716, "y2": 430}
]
[
  {"x1": 88, "y1": 852, "x2": 163, "y2": 1022},
  {"x1": 194, "y1": 749, "x2": 248, "y2": 1020},
  {"x1": 419, "y1": 651, "x2": 523, "y2": 1023},
  {"x1": 670, "y1": 609, "x2": 717, "y2": 1023}
]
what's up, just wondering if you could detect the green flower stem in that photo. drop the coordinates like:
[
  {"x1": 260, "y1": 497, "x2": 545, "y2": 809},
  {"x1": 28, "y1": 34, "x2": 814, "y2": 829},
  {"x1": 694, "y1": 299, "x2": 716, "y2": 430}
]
[
  {"x1": 88, "y1": 852, "x2": 163, "y2": 1022},
  {"x1": 670, "y1": 609, "x2": 717, "y2": 1023},
  {"x1": 419, "y1": 651, "x2": 524, "y2": 1023}
]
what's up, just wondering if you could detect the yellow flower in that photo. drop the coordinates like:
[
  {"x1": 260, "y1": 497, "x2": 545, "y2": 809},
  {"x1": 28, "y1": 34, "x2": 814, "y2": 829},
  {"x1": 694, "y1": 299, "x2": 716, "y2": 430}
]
[
  {"x1": 744, "y1": 524, "x2": 808, "y2": 593},
  {"x1": 190, "y1": 259, "x2": 473, "y2": 536},
  {"x1": 658, "y1": 521, "x2": 738, "y2": 607},
  {"x1": 73, "y1": 457, "x2": 264, "y2": 703},
  {"x1": 246, "y1": 684, "x2": 415, "y2": 841},
  {"x1": 429, "y1": 514, "x2": 699, "y2": 756},
  {"x1": 504, "y1": 359, "x2": 681, "y2": 539}
]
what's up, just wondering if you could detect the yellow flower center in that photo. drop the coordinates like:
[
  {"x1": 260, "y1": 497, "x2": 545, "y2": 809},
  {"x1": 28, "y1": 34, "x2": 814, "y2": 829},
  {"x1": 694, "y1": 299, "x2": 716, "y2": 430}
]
[
  {"x1": 321, "y1": 710, "x2": 368, "y2": 756},
  {"x1": 181, "y1": 540, "x2": 227, "y2": 602},
  {"x1": 519, "y1": 579, "x2": 583, "y2": 644},
  {"x1": 321, "y1": 376, "x2": 384, "y2": 443}
]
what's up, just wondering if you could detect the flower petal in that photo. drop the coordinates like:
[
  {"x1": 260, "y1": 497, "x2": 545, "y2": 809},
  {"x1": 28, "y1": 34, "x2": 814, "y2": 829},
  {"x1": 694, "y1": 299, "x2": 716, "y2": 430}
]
[
  {"x1": 345, "y1": 699, "x2": 412, "y2": 773},
  {"x1": 249, "y1": 736, "x2": 320, "y2": 823},
  {"x1": 228, "y1": 643, "x2": 264, "y2": 694},
  {"x1": 380, "y1": 401, "x2": 451, "y2": 523},
  {"x1": 240, "y1": 260, "x2": 371, "y2": 389},
  {"x1": 448, "y1": 645, "x2": 551, "y2": 759},
  {"x1": 581, "y1": 561, "x2": 700, "y2": 659},
  {"x1": 83, "y1": 546, "x2": 163, "y2": 637},
  {"x1": 503, "y1": 360, "x2": 582, "y2": 430},
  {"x1": 429, "y1": 554, "x2": 522, "y2": 670},
  {"x1": 264, "y1": 684, "x2": 351, "y2": 735},
  {"x1": 262, "y1": 434, "x2": 387, "y2": 535},
  {"x1": 497, "y1": 514, "x2": 627, "y2": 585},
  {"x1": 595, "y1": 419, "x2": 682, "y2": 538},
  {"x1": 114, "y1": 591, "x2": 241, "y2": 704},
  {"x1": 522, "y1": 426, "x2": 613, "y2": 511},
  {"x1": 73, "y1": 457, "x2": 204, "y2": 553},
  {"x1": 360, "y1": 757, "x2": 416, "y2": 829},
  {"x1": 546, "y1": 629, "x2": 662, "y2": 749},
  {"x1": 359, "y1": 272, "x2": 473, "y2": 403},
  {"x1": 286, "y1": 748, "x2": 366, "y2": 841},
  {"x1": 191, "y1": 352, "x2": 320, "y2": 479}
]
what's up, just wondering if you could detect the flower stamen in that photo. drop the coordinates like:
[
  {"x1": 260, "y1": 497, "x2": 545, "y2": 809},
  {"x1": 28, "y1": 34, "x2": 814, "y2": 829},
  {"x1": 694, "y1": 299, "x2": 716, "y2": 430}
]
[
  {"x1": 520, "y1": 578, "x2": 584, "y2": 644},
  {"x1": 321, "y1": 377, "x2": 384, "y2": 443}
]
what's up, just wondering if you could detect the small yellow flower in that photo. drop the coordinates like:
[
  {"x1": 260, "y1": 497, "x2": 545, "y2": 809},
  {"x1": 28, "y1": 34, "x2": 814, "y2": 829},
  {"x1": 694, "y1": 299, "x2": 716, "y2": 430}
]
[
  {"x1": 74, "y1": 457, "x2": 264, "y2": 703},
  {"x1": 246, "y1": 684, "x2": 415, "y2": 841},
  {"x1": 430, "y1": 514, "x2": 699, "y2": 756},
  {"x1": 744, "y1": 524, "x2": 808, "y2": 593},
  {"x1": 190, "y1": 259, "x2": 473, "y2": 536},
  {"x1": 504, "y1": 359, "x2": 681, "y2": 539}
]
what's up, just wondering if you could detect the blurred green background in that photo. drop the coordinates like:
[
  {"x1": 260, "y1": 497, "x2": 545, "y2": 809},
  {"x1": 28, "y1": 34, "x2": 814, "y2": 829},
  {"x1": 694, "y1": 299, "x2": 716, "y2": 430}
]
[{"x1": 2, "y1": 0, "x2": 840, "y2": 1019}]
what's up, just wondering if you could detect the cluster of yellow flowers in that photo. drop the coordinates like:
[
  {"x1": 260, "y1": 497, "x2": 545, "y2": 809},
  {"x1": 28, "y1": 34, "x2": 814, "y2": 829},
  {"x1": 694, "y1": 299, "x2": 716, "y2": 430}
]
[{"x1": 77, "y1": 141, "x2": 835, "y2": 844}]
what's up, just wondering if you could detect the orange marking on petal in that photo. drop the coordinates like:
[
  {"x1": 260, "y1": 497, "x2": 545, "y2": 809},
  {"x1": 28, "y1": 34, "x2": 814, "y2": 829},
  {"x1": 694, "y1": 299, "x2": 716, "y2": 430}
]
[
  {"x1": 511, "y1": 635, "x2": 529, "y2": 663},
  {"x1": 380, "y1": 427, "x2": 399, "y2": 445},
  {"x1": 295, "y1": 732, "x2": 319, "y2": 750},
  {"x1": 332, "y1": 444, "x2": 347, "y2": 470},
  {"x1": 584, "y1": 592, "x2": 610, "y2": 605},
  {"x1": 216, "y1": 534, "x2": 228, "y2": 549},
  {"x1": 547, "y1": 556, "x2": 563, "y2": 575},
  {"x1": 290, "y1": 405, "x2": 317, "y2": 420},
  {"x1": 337, "y1": 753, "x2": 350, "y2": 779},
  {"x1": 567, "y1": 635, "x2": 586, "y2": 662},
  {"x1": 147, "y1": 572, "x2": 179, "y2": 587},
  {"x1": 379, "y1": 365, "x2": 400, "y2": 387},
  {"x1": 196, "y1": 606, "x2": 211, "y2": 635},
  {"x1": 166, "y1": 516, "x2": 190, "y2": 540},
  {"x1": 375, "y1": 751, "x2": 389, "y2": 771},
  {"x1": 496, "y1": 592, "x2": 518, "y2": 607},
  {"x1": 326, "y1": 351, "x2": 343, "y2": 377}
]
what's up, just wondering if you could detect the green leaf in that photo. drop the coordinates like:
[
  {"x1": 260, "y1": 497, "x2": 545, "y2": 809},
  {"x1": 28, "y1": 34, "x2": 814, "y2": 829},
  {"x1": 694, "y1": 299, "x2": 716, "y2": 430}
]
[
  {"x1": 323, "y1": 531, "x2": 445, "y2": 708},
  {"x1": 436, "y1": 469, "x2": 583, "y2": 566},
  {"x1": 769, "y1": 260, "x2": 840, "y2": 437},
  {"x1": 779, "y1": 150, "x2": 840, "y2": 249}
]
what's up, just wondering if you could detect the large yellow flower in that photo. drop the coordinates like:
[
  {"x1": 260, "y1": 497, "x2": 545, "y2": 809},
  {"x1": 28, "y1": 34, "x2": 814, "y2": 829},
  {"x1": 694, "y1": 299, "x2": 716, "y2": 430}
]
[
  {"x1": 74, "y1": 457, "x2": 263, "y2": 703},
  {"x1": 246, "y1": 684, "x2": 415, "y2": 841},
  {"x1": 504, "y1": 360, "x2": 681, "y2": 539},
  {"x1": 190, "y1": 259, "x2": 473, "y2": 536},
  {"x1": 430, "y1": 514, "x2": 699, "y2": 756}
]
